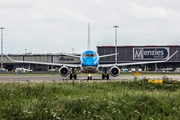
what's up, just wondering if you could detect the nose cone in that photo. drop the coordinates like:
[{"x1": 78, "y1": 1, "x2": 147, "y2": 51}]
[{"x1": 82, "y1": 57, "x2": 98, "y2": 66}]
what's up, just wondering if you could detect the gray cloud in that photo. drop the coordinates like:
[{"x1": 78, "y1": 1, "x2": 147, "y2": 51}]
[{"x1": 0, "y1": 0, "x2": 180, "y2": 54}]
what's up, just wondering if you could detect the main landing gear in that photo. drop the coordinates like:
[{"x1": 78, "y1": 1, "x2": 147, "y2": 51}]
[
  {"x1": 70, "y1": 74, "x2": 77, "y2": 80},
  {"x1": 102, "y1": 74, "x2": 109, "y2": 80},
  {"x1": 102, "y1": 68, "x2": 109, "y2": 80},
  {"x1": 70, "y1": 68, "x2": 77, "y2": 80}
]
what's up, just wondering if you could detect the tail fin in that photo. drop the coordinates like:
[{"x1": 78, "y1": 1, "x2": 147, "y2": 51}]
[{"x1": 88, "y1": 23, "x2": 91, "y2": 50}]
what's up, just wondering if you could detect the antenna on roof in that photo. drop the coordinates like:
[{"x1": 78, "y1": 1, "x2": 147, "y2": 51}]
[{"x1": 88, "y1": 23, "x2": 91, "y2": 50}]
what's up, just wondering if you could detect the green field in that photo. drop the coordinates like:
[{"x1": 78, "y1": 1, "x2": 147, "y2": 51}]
[{"x1": 0, "y1": 76, "x2": 180, "y2": 119}]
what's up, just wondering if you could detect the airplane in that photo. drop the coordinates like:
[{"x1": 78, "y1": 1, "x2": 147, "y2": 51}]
[
  {"x1": 15, "y1": 68, "x2": 33, "y2": 73},
  {"x1": 5, "y1": 24, "x2": 178, "y2": 80},
  {"x1": 6, "y1": 49, "x2": 178, "y2": 80}
]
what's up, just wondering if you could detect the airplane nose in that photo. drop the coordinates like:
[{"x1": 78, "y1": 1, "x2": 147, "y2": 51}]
[
  {"x1": 83, "y1": 57, "x2": 97, "y2": 66},
  {"x1": 85, "y1": 59, "x2": 93, "y2": 65}
]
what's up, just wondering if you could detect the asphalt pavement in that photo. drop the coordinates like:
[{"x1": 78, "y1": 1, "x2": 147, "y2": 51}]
[{"x1": 0, "y1": 74, "x2": 180, "y2": 82}]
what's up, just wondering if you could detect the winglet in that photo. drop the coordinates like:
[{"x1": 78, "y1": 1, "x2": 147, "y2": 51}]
[{"x1": 166, "y1": 50, "x2": 178, "y2": 61}]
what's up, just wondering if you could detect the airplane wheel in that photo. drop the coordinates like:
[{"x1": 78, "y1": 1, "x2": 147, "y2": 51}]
[
  {"x1": 87, "y1": 77, "x2": 89, "y2": 80},
  {"x1": 106, "y1": 74, "x2": 109, "y2": 80},
  {"x1": 74, "y1": 74, "x2": 77, "y2": 79},
  {"x1": 70, "y1": 74, "x2": 73, "y2": 80},
  {"x1": 90, "y1": 76, "x2": 92, "y2": 80},
  {"x1": 102, "y1": 74, "x2": 105, "y2": 79}
]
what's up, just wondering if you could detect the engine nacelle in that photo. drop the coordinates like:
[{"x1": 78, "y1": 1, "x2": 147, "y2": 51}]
[
  {"x1": 59, "y1": 66, "x2": 70, "y2": 77},
  {"x1": 109, "y1": 66, "x2": 120, "y2": 77}
]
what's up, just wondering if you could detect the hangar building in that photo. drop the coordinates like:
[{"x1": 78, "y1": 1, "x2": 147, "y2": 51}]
[{"x1": 97, "y1": 45, "x2": 180, "y2": 71}]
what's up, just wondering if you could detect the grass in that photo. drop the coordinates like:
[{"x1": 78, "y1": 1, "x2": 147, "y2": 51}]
[{"x1": 0, "y1": 76, "x2": 180, "y2": 119}]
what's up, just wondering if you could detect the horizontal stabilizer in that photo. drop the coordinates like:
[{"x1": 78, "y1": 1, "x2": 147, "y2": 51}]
[
  {"x1": 99, "y1": 53, "x2": 118, "y2": 58},
  {"x1": 62, "y1": 53, "x2": 81, "y2": 58}
]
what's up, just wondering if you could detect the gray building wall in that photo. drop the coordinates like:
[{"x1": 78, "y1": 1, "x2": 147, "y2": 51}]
[{"x1": 97, "y1": 45, "x2": 180, "y2": 71}]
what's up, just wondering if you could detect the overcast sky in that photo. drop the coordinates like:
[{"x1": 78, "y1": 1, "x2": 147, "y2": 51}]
[{"x1": 1, "y1": 0, "x2": 180, "y2": 54}]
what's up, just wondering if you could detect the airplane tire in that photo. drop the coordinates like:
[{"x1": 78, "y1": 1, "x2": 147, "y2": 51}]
[
  {"x1": 102, "y1": 74, "x2": 105, "y2": 79},
  {"x1": 106, "y1": 74, "x2": 109, "y2": 80},
  {"x1": 74, "y1": 74, "x2": 77, "y2": 79},
  {"x1": 90, "y1": 76, "x2": 92, "y2": 80},
  {"x1": 87, "y1": 77, "x2": 90, "y2": 80},
  {"x1": 70, "y1": 74, "x2": 73, "y2": 80}
]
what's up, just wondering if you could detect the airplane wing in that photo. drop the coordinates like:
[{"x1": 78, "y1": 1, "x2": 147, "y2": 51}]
[
  {"x1": 99, "y1": 50, "x2": 178, "y2": 68},
  {"x1": 5, "y1": 55, "x2": 80, "y2": 68}
]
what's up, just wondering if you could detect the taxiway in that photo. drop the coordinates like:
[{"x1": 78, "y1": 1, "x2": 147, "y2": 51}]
[{"x1": 0, "y1": 75, "x2": 180, "y2": 82}]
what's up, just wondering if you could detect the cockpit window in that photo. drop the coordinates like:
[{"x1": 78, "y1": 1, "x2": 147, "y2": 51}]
[{"x1": 83, "y1": 53, "x2": 96, "y2": 57}]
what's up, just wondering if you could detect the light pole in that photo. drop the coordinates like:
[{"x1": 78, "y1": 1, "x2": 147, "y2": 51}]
[
  {"x1": 0, "y1": 27, "x2": 4, "y2": 70},
  {"x1": 113, "y1": 25, "x2": 119, "y2": 64}
]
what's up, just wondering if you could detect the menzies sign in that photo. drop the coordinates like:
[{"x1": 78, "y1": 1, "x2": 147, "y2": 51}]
[{"x1": 133, "y1": 47, "x2": 169, "y2": 60}]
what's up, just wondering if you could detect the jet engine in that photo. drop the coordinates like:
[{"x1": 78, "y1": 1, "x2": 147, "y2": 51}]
[
  {"x1": 109, "y1": 66, "x2": 120, "y2": 77},
  {"x1": 59, "y1": 66, "x2": 70, "y2": 77}
]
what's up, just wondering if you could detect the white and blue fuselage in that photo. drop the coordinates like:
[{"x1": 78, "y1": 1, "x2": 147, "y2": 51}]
[{"x1": 80, "y1": 50, "x2": 99, "y2": 73}]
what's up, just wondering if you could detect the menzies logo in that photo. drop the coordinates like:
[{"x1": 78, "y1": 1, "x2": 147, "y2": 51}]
[
  {"x1": 133, "y1": 47, "x2": 169, "y2": 60},
  {"x1": 59, "y1": 57, "x2": 74, "y2": 61}
]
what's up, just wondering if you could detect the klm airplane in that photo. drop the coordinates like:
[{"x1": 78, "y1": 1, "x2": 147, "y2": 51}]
[
  {"x1": 6, "y1": 24, "x2": 178, "y2": 80},
  {"x1": 6, "y1": 47, "x2": 178, "y2": 80}
]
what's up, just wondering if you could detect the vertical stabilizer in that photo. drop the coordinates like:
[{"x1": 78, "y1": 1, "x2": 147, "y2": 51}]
[{"x1": 88, "y1": 23, "x2": 91, "y2": 50}]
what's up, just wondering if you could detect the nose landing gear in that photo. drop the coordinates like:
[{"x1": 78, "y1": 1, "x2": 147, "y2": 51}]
[{"x1": 87, "y1": 73, "x2": 92, "y2": 80}]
